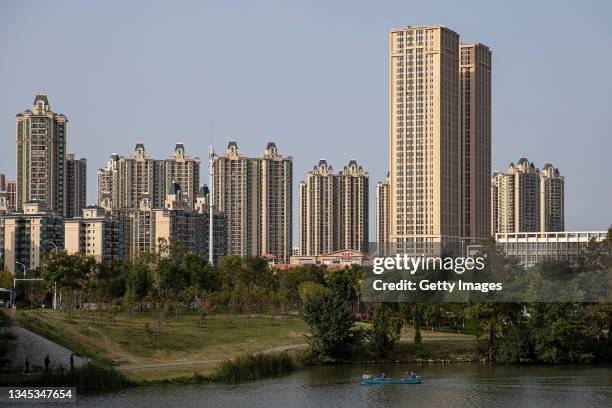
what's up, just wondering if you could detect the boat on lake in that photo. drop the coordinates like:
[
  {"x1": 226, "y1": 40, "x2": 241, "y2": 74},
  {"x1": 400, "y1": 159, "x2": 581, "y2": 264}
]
[{"x1": 361, "y1": 374, "x2": 422, "y2": 385}]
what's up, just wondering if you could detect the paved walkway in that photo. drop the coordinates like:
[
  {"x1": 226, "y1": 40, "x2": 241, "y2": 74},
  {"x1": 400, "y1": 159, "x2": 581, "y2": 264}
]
[{"x1": 5, "y1": 325, "x2": 88, "y2": 372}]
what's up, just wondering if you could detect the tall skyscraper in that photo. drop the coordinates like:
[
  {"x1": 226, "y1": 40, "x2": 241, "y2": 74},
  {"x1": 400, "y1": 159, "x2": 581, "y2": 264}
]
[
  {"x1": 65, "y1": 153, "x2": 87, "y2": 218},
  {"x1": 260, "y1": 142, "x2": 293, "y2": 263},
  {"x1": 299, "y1": 159, "x2": 369, "y2": 256},
  {"x1": 164, "y1": 143, "x2": 201, "y2": 207},
  {"x1": 299, "y1": 160, "x2": 337, "y2": 257},
  {"x1": 375, "y1": 173, "x2": 390, "y2": 254},
  {"x1": 491, "y1": 159, "x2": 564, "y2": 234},
  {"x1": 540, "y1": 163, "x2": 564, "y2": 232},
  {"x1": 213, "y1": 141, "x2": 292, "y2": 262},
  {"x1": 460, "y1": 43, "x2": 491, "y2": 240},
  {"x1": 97, "y1": 143, "x2": 200, "y2": 210},
  {"x1": 16, "y1": 92, "x2": 67, "y2": 214},
  {"x1": 337, "y1": 160, "x2": 369, "y2": 254},
  {"x1": 384, "y1": 26, "x2": 491, "y2": 253},
  {"x1": 389, "y1": 26, "x2": 461, "y2": 250}
]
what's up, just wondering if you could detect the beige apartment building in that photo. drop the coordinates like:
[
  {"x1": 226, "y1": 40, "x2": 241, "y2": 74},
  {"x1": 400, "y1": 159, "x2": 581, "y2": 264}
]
[
  {"x1": 64, "y1": 206, "x2": 124, "y2": 261},
  {"x1": 299, "y1": 159, "x2": 369, "y2": 257},
  {"x1": 163, "y1": 143, "x2": 201, "y2": 207},
  {"x1": 115, "y1": 183, "x2": 226, "y2": 261},
  {"x1": 299, "y1": 160, "x2": 337, "y2": 256},
  {"x1": 0, "y1": 176, "x2": 17, "y2": 213},
  {"x1": 375, "y1": 174, "x2": 390, "y2": 254},
  {"x1": 491, "y1": 159, "x2": 564, "y2": 234},
  {"x1": 97, "y1": 143, "x2": 200, "y2": 210},
  {"x1": 0, "y1": 201, "x2": 64, "y2": 273},
  {"x1": 16, "y1": 93, "x2": 67, "y2": 214},
  {"x1": 260, "y1": 143, "x2": 293, "y2": 263},
  {"x1": 460, "y1": 43, "x2": 491, "y2": 240},
  {"x1": 65, "y1": 154, "x2": 87, "y2": 218},
  {"x1": 213, "y1": 141, "x2": 292, "y2": 263},
  {"x1": 338, "y1": 160, "x2": 369, "y2": 253},
  {"x1": 381, "y1": 26, "x2": 491, "y2": 254},
  {"x1": 540, "y1": 163, "x2": 564, "y2": 232}
]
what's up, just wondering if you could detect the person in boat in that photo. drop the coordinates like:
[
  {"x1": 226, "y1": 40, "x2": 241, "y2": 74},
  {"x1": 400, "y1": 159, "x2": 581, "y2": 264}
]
[
  {"x1": 405, "y1": 370, "x2": 417, "y2": 379},
  {"x1": 379, "y1": 372, "x2": 387, "y2": 380}
]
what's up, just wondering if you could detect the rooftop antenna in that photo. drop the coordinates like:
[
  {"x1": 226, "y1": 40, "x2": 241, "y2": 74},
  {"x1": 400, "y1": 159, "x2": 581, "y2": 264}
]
[{"x1": 208, "y1": 126, "x2": 215, "y2": 265}]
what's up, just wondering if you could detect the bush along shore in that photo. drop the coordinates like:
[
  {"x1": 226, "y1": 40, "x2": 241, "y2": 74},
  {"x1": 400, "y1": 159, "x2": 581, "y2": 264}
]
[
  {"x1": 211, "y1": 351, "x2": 296, "y2": 382},
  {"x1": 39, "y1": 362, "x2": 135, "y2": 391},
  {"x1": 138, "y1": 351, "x2": 299, "y2": 386}
]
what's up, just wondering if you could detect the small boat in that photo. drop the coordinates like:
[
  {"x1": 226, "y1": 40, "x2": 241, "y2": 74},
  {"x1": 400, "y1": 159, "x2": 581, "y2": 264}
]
[{"x1": 361, "y1": 375, "x2": 422, "y2": 385}]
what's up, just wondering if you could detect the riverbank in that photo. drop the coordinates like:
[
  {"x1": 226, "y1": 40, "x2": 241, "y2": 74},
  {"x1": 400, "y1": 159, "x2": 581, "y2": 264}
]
[
  {"x1": 13, "y1": 309, "x2": 309, "y2": 382},
  {"x1": 10, "y1": 309, "x2": 481, "y2": 384}
]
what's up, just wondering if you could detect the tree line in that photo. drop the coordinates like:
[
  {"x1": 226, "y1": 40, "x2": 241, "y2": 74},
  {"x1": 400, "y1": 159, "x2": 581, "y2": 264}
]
[{"x1": 5, "y1": 228, "x2": 612, "y2": 364}]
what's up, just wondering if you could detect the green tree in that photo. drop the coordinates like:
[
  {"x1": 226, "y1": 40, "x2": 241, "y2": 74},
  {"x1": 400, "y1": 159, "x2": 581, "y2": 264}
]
[
  {"x1": 0, "y1": 269, "x2": 12, "y2": 289},
  {"x1": 325, "y1": 265, "x2": 361, "y2": 303},
  {"x1": 26, "y1": 280, "x2": 48, "y2": 312},
  {"x1": 464, "y1": 303, "x2": 492, "y2": 356},
  {"x1": 366, "y1": 304, "x2": 403, "y2": 358},
  {"x1": 297, "y1": 281, "x2": 330, "y2": 304},
  {"x1": 302, "y1": 292, "x2": 362, "y2": 360}
]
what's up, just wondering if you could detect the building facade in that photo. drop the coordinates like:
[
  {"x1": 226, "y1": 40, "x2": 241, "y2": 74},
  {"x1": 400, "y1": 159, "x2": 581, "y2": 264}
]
[
  {"x1": 491, "y1": 159, "x2": 564, "y2": 235},
  {"x1": 460, "y1": 43, "x2": 492, "y2": 240},
  {"x1": 495, "y1": 231, "x2": 606, "y2": 267},
  {"x1": 337, "y1": 160, "x2": 369, "y2": 254},
  {"x1": 163, "y1": 143, "x2": 201, "y2": 208},
  {"x1": 16, "y1": 93, "x2": 67, "y2": 214},
  {"x1": 260, "y1": 143, "x2": 293, "y2": 263},
  {"x1": 97, "y1": 143, "x2": 200, "y2": 210},
  {"x1": 540, "y1": 163, "x2": 564, "y2": 232},
  {"x1": 299, "y1": 159, "x2": 369, "y2": 257},
  {"x1": 64, "y1": 206, "x2": 124, "y2": 262},
  {"x1": 0, "y1": 201, "x2": 64, "y2": 273},
  {"x1": 116, "y1": 183, "x2": 226, "y2": 262},
  {"x1": 0, "y1": 176, "x2": 17, "y2": 213},
  {"x1": 384, "y1": 26, "x2": 491, "y2": 254},
  {"x1": 65, "y1": 154, "x2": 87, "y2": 218},
  {"x1": 299, "y1": 160, "x2": 337, "y2": 257},
  {"x1": 213, "y1": 141, "x2": 292, "y2": 262},
  {"x1": 375, "y1": 174, "x2": 390, "y2": 255}
]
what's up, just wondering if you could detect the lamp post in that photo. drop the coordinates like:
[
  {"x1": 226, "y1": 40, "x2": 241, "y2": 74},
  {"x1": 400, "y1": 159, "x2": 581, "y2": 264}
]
[
  {"x1": 42, "y1": 240, "x2": 59, "y2": 310},
  {"x1": 13, "y1": 262, "x2": 31, "y2": 307}
]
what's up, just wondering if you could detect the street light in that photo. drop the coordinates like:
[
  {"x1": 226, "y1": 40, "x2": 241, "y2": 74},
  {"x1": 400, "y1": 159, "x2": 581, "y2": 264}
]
[
  {"x1": 12, "y1": 262, "x2": 31, "y2": 307},
  {"x1": 15, "y1": 261, "x2": 30, "y2": 279},
  {"x1": 42, "y1": 240, "x2": 59, "y2": 310}
]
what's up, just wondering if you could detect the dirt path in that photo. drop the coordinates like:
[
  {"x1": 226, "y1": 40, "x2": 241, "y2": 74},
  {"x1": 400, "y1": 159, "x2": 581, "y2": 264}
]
[
  {"x1": 118, "y1": 343, "x2": 308, "y2": 371},
  {"x1": 5, "y1": 325, "x2": 88, "y2": 371}
]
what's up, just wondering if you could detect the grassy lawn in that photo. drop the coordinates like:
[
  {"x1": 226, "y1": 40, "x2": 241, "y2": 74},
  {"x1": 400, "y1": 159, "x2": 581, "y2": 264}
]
[
  {"x1": 16, "y1": 310, "x2": 308, "y2": 380},
  {"x1": 15, "y1": 309, "x2": 479, "y2": 382},
  {"x1": 400, "y1": 326, "x2": 475, "y2": 342}
]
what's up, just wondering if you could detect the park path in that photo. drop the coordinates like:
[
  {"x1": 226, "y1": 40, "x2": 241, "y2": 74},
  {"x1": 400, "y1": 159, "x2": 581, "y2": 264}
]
[
  {"x1": 118, "y1": 343, "x2": 308, "y2": 371},
  {"x1": 4, "y1": 324, "x2": 88, "y2": 372}
]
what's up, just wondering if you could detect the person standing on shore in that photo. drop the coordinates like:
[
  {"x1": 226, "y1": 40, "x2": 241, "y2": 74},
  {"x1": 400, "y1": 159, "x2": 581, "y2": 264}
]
[
  {"x1": 70, "y1": 354, "x2": 74, "y2": 372},
  {"x1": 44, "y1": 355, "x2": 50, "y2": 372},
  {"x1": 24, "y1": 356, "x2": 30, "y2": 374}
]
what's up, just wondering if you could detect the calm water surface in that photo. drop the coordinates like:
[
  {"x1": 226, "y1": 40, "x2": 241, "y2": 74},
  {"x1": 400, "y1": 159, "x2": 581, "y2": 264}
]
[{"x1": 36, "y1": 364, "x2": 612, "y2": 407}]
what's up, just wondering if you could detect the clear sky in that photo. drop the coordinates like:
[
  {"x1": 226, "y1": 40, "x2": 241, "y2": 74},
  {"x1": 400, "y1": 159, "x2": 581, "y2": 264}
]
[{"x1": 1, "y1": 0, "x2": 610, "y2": 240}]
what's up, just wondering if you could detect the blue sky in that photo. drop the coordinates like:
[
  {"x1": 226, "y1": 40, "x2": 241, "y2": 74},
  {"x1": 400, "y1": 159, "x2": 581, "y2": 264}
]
[{"x1": 1, "y1": 0, "x2": 611, "y2": 239}]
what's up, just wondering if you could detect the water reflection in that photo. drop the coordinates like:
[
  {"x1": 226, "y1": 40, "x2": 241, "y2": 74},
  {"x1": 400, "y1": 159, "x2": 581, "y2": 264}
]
[{"x1": 58, "y1": 364, "x2": 612, "y2": 408}]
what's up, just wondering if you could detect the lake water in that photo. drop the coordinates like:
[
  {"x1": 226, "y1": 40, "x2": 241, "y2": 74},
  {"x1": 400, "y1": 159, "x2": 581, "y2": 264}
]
[{"x1": 44, "y1": 364, "x2": 612, "y2": 407}]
